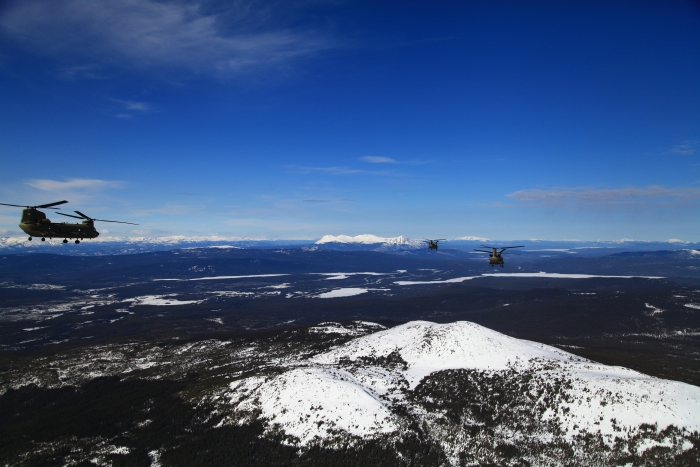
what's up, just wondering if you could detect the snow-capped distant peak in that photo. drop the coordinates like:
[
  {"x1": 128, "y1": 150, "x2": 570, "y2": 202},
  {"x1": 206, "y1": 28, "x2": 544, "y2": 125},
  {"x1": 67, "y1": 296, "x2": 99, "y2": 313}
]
[
  {"x1": 316, "y1": 234, "x2": 418, "y2": 245},
  {"x1": 453, "y1": 235, "x2": 490, "y2": 241}
]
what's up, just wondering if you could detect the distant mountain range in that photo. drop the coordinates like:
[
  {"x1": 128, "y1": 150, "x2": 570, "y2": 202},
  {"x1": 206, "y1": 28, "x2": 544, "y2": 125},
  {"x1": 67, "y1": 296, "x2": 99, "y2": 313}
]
[
  {"x1": 0, "y1": 234, "x2": 698, "y2": 257},
  {"x1": 316, "y1": 234, "x2": 422, "y2": 246}
]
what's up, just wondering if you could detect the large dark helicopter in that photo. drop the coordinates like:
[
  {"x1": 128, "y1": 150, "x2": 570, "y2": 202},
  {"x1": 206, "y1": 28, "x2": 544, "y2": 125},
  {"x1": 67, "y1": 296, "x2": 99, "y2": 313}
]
[
  {"x1": 473, "y1": 245, "x2": 524, "y2": 267},
  {"x1": 0, "y1": 201, "x2": 137, "y2": 244},
  {"x1": 424, "y1": 239, "x2": 446, "y2": 250}
]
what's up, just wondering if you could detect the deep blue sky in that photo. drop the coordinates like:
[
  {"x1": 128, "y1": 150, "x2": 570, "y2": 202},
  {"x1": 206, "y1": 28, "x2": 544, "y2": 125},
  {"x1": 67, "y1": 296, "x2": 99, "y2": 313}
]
[{"x1": 1, "y1": 0, "x2": 699, "y2": 241}]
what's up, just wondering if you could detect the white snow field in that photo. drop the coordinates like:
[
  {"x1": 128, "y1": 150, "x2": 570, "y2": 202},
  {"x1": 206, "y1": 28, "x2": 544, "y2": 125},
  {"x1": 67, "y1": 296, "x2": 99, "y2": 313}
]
[
  {"x1": 316, "y1": 288, "x2": 370, "y2": 298},
  {"x1": 125, "y1": 295, "x2": 204, "y2": 306},
  {"x1": 314, "y1": 272, "x2": 389, "y2": 280},
  {"x1": 316, "y1": 287, "x2": 390, "y2": 298},
  {"x1": 229, "y1": 367, "x2": 398, "y2": 444},
  {"x1": 225, "y1": 320, "x2": 700, "y2": 451},
  {"x1": 395, "y1": 271, "x2": 664, "y2": 285},
  {"x1": 153, "y1": 274, "x2": 289, "y2": 282}
]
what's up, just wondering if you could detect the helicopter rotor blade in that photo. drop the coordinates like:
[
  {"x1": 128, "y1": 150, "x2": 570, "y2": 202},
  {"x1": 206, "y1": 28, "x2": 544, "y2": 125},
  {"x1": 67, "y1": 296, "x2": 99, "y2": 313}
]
[
  {"x1": 92, "y1": 219, "x2": 139, "y2": 225},
  {"x1": 73, "y1": 210, "x2": 138, "y2": 225},
  {"x1": 499, "y1": 246, "x2": 524, "y2": 252},
  {"x1": 56, "y1": 212, "x2": 85, "y2": 220},
  {"x1": 73, "y1": 210, "x2": 92, "y2": 220},
  {"x1": 473, "y1": 249, "x2": 492, "y2": 253},
  {"x1": 37, "y1": 200, "x2": 68, "y2": 209},
  {"x1": 0, "y1": 200, "x2": 68, "y2": 209}
]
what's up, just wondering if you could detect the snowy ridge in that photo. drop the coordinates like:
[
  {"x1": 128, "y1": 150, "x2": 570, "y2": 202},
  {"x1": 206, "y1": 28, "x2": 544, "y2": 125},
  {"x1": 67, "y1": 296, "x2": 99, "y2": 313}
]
[
  {"x1": 315, "y1": 234, "x2": 421, "y2": 246},
  {"x1": 225, "y1": 320, "x2": 700, "y2": 460},
  {"x1": 312, "y1": 320, "x2": 582, "y2": 386},
  {"x1": 0, "y1": 235, "x2": 249, "y2": 246}
]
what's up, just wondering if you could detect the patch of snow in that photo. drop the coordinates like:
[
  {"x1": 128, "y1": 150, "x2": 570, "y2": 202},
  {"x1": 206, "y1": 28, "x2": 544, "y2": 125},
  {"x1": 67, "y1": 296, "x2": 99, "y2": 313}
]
[
  {"x1": 148, "y1": 450, "x2": 162, "y2": 467},
  {"x1": 645, "y1": 303, "x2": 664, "y2": 315},
  {"x1": 315, "y1": 272, "x2": 389, "y2": 280},
  {"x1": 209, "y1": 291, "x2": 254, "y2": 297},
  {"x1": 684, "y1": 303, "x2": 700, "y2": 310},
  {"x1": 395, "y1": 272, "x2": 664, "y2": 285},
  {"x1": 483, "y1": 272, "x2": 664, "y2": 279},
  {"x1": 229, "y1": 367, "x2": 398, "y2": 444},
  {"x1": 317, "y1": 288, "x2": 369, "y2": 298},
  {"x1": 395, "y1": 276, "x2": 478, "y2": 285},
  {"x1": 153, "y1": 274, "x2": 289, "y2": 282},
  {"x1": 126, "y1": 295, "x2": 203, "y2": 306},
  {"x1": 308, "y1": 321, "x2": 386, "y2": 336}
]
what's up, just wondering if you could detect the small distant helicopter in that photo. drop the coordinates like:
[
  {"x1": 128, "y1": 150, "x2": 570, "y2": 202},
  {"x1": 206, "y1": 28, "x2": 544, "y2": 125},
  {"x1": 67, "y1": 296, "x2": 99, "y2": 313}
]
[
  {"x1": 0, "y1": 201, "x2": 137, "y2": 244},
  {"x1": 473, "y1": 245, "x2": 524, "y2": 267},
  {"x1": 424, "y1": 239, "x2": 446, "y2": 250}
]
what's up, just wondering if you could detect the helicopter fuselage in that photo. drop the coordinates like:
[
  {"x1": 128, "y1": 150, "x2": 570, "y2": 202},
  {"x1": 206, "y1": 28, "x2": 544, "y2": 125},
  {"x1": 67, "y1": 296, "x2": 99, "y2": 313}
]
[
  {"x1": 19, "y1": 208, "x2": 99, "y2": 240},
  {"x1": 487, "y1": 248, "x2": 505, "y2": 267}
]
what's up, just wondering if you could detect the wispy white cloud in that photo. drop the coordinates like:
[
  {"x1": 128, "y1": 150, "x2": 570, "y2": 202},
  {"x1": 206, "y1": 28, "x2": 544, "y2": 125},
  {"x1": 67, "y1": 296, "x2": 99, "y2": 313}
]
[
  {"x1": 0, "y1": 0, "x2": 337, "y2": 78},
  {"x1": 289, "y1": 165, "x2": 401, "y2": 176},
  {"x1": 359, "y1": 156, "x2": 433, "y2": 165},
  {"x1": 114, "y1": 99, "x2": 152, "y2": 112},
  {"x1": 506, "y1": 185, "x2": 700, "y2": 207},
  {"x1": 301, "y1": 198, "x2": 353, "y2": 202},
  {"x1": 667, "y1": 141, "x2": 697, "y2": 156},
  {"x1": 58, "y1": 64, "x2": 104, "y2": 80},
  {"x1": 132, "y1": 204, "x2": 202, "y2": 216},
  {"x1": 360, "y1": 156, "x2": 397, "y2": 164},
  {"x1": 26, "y1": 178, "x2": 125, "y2": 192},
  {"x1": 112, "y1": 99, "x2": 152, "y2": 118}
]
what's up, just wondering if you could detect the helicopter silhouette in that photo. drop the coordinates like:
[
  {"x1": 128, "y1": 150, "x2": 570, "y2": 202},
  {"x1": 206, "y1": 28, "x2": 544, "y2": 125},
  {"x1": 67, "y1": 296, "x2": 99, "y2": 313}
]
[
  {"x1": 424, "y1": 239, "x2": 446, "y2": 250},
  {"x1": 0, "y1": 201, "x2": 137, "y2": 244},
  {"x1": 473, "y1": 245, "x2": 524, "y2": 267}
]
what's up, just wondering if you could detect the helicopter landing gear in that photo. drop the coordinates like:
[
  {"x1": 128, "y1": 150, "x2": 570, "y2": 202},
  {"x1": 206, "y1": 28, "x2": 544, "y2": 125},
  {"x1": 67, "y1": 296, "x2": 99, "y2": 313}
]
[
  {"x1": 41, "y1": 237, "x2": 45, "y2": 242},
  {"x1": 28, "y1": 236, "x2": 32, "y2": 241},
  {"x1": 63, "y1": 239, "x2": 68, "y2": 244},
  {"x1": 75, "y1": 239, "x2": 80, "y2": 244}
]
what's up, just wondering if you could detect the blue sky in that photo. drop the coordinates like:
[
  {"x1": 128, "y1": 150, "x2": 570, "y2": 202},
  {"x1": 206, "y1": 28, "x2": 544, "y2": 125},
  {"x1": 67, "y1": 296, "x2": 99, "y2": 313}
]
[{"x1": 0, "y1": 0, "x2": 699, "y2": 241}]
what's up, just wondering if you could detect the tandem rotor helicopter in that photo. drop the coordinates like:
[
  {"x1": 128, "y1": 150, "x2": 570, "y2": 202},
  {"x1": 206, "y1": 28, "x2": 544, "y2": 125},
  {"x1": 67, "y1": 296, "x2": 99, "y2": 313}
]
[
  {"x1": 0, "y1": 200, "x2": 137, "y2": 244},
  {"x1": 473, "y1": 245, "x2": 524, "y2": 267},
  {"x1": 424, "y1": 239, "x2": 446, "y2": 250}
]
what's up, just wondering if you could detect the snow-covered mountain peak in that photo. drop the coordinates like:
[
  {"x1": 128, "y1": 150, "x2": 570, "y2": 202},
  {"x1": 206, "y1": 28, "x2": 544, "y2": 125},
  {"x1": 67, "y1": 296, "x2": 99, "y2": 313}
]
[
  {"x1": 312, "y1": 320, "x2": 589, "y2": 386},
  {"x1": 315, "y1": 234, "x2": 421, "y2": 246},
  {"x1": 224, "y1": 320, "x2": 700, "y2": 460}
]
